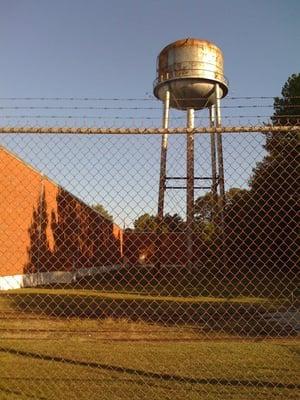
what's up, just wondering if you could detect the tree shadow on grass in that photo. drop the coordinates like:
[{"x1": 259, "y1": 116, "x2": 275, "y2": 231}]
[
  {"x1": 6, "y1": 289, "x2": 297, "y2": 338},
  {"x1": 0, "y1": 347, "x2": 298, "y2": 391}
]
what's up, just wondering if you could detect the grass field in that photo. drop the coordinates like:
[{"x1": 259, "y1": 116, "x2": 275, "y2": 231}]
[{"x1": 0, "y1": 288, "x2": 299, "y2": 399}]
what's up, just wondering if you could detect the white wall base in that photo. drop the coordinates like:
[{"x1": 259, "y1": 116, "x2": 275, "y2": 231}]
[{"x1": 0, "y1": 265, "x2": 120, "y2": 291}]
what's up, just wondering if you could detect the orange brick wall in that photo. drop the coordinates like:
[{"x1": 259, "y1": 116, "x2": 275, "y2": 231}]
[
  {"x1": 0, "y1": 146, "x2": 123, "y2": 277},
  {"x1": 0, "y1": 145, "x2": 201, "y2": 278}
]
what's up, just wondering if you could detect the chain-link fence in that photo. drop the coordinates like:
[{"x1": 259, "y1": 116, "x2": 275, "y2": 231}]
[{"x1": 0, "y1": 97, "x2": 299, "y2": 399}]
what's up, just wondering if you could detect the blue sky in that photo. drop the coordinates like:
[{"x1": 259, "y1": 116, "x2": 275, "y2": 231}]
[
  {"x1": 0, "y1": 0, "x2": 299, "y2": 98},
  {"x1": 0, "y1": 0, "x2": 299, "y2": 226}
]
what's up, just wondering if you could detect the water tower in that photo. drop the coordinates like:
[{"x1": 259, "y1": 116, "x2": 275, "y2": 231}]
[{"x1": 153, "y1": 38, "x2": 228, "y2": 234}]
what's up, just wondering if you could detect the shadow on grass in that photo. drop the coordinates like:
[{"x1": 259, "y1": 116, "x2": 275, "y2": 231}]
[
  {"x1": 75, "y1": 265, "x2": 298, "y2": 298},
  {"x1": 0, "y1": 347, "x2": 299, "y2": 391},
  {"x1": 1, "y1": 289, "x2": 297, "y2": 337}
]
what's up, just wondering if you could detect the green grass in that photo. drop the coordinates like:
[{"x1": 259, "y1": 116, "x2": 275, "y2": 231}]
[
  {"x1": 0, "y1": 288, "x2": 299, "y2": 399},
  {"x1": 4, "y1": 287, "x2": 279, "y2": 304},
  {"x1": 0, "y1": 288, "x2": 292, "y2": 337},
  {"x1": 0, "y1": 339, "x2": 299, "y2": 400}
]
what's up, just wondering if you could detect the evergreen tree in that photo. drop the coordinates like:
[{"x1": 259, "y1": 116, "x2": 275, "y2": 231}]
[{"x1": 225, "y1": 74, "x2": 300, "y2": 275}]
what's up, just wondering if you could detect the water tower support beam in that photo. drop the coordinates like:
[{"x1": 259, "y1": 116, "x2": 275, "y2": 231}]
[
  {"x1": 187, "y1": 107, "x2": 195, "y2": 267},
  {"x1": 215, "y1": 84, "x2": 226, "y2": 211},
  {"x1": 209, "y1": 105, "x2": 218, "y2": 223},
  {"x1": 157, "y1": 90, "x2": 170, "y2": 220}
]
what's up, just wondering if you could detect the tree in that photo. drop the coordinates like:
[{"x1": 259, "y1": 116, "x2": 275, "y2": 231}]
[
  {"x1": 224, "y1": 188, "x2": 248, "y2": 208},
  {"x1": 133, "y1": 213, "x2": 185, "y2": 233},
  {"x1": 133, "y1": 213, "x2": 158, "y2": 232},
  {"x1": 226, "y1": 73, "x2": 300, "y2": 274},
  {"x1": 194, "y1": 188, "x2": 247, "y2": 223},
  {"x1": 271, "y1": 73, "x2": 300, "y2": 126},
  {"x1": 91, "y1": 203, "x2": 113, "y2": 222},
  {"x1": 250, "y1": 73, "x2": 300, "y2": 192},
  {"x1": 160, "y1": 213, "x2": 185, "y2": 232},
  {"x1": 249, "y1": 74, "x2": 299, "y2": 208},
  {"x1": 194, "y1": 192, "x2": 214, "y2": 222}
]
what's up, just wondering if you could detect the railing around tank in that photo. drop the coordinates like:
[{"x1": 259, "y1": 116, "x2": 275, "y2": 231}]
[{"x1": 153, "y1": 67, "x2": 229, "y2": 91}]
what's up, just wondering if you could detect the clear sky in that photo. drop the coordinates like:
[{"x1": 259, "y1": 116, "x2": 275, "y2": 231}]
[
  {"x1": 0, "y1": 0, "x2": 299, "y2": 98},
  {"x1": 0, "y1": 0, "x2": 299, "y2": 226}
]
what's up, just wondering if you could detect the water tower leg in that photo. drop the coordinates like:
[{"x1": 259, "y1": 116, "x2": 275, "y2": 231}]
[
  {"x1": 186, "y1": 108, "x2": 195, "y2": 268},
  {"x1": 215, "y1": 84, "x2": 226, "y2": 212},
  {"x1": 209, "y1": 105, "x2": 218, "y2": 223},
  {"x1": 215, "y1": 84, "x2": 228, "y2": 272},
  {"x1": 157, "y1": 90, "x2": 170, "y2": 220}
]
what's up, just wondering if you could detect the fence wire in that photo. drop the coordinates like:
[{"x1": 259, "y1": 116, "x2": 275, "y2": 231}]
[{"x1": 0, "y1": 102, "x2": 299, "y2": 400}]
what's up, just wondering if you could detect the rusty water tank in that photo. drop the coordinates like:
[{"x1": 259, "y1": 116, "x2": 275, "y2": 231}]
[{"x1": 153, "y1": 38, "x2": 228, "y2": 110}]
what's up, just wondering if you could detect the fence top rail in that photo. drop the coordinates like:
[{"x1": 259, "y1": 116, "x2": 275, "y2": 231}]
[{"x1": 0, "y1": 125, "x2": 299, "y2": 135}]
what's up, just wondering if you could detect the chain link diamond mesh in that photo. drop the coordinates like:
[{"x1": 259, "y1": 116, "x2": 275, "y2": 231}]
[{"x1": 0, "y1": 99, "x2": 299, "y2": 399}]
